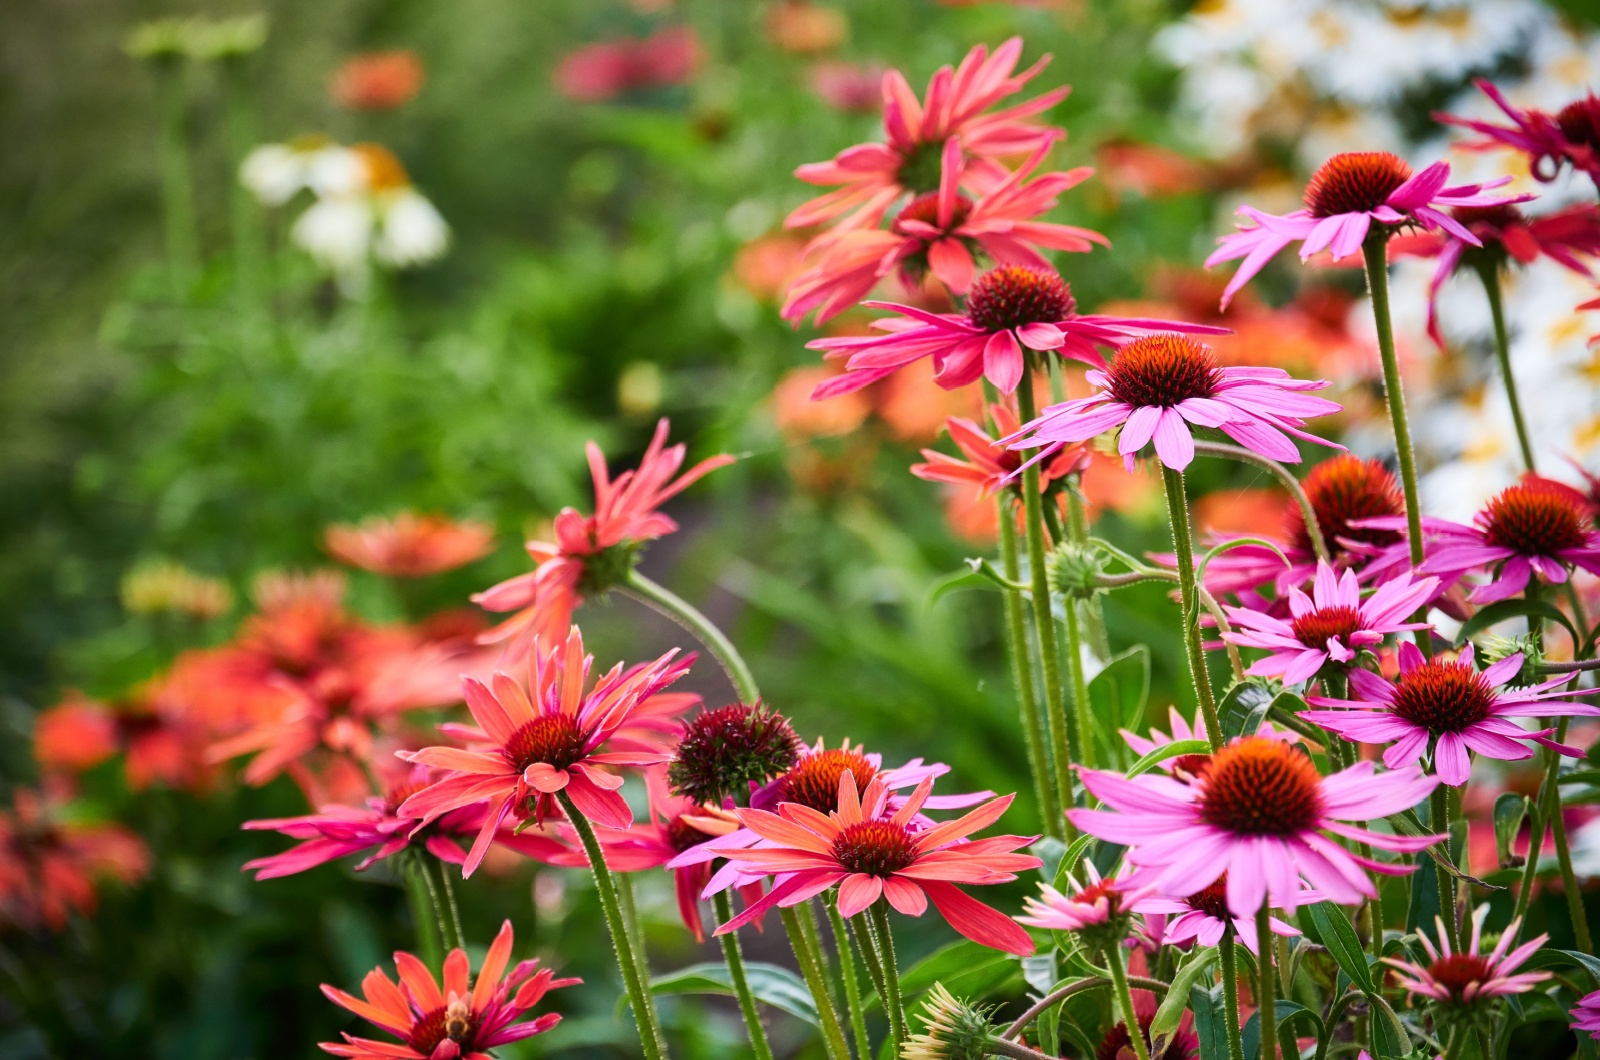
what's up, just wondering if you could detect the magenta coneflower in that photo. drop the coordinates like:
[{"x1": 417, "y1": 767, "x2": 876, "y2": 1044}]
[
  {"x1": 1006, "y1": 334, "x2": 1342, "y2": 472},
  {"x1": 786, "y1": 38, "x2": 1069, "y2": 231},
  {"x1": 1383, "y1": 906, "x2": 1550, "y2": 1009},
  {"x1": 1016, "y1": 865, "x2": 1153, "y2": 954},
  {"x1": 1221, "y1": 561, "x2": 1437, "y2": 685},
  {"x1": 809, "y1": 266, "x2": 1227, "y2": 397},
  {"x1": 1132, "y1": 873, "x2": 1311, "y2": 955},
  {"x1": 710, "y1": 771, "x2": 1041, "y2": 954},
  {"x1": 1573, "y1": 988, "x2": 1600, "y2": 1039},
  {"x1": 1371, "y1": 477, "x2": 1600, "y2": 604},
  {"x1": 782, "y1": 139, "x2": 1106, "y2": 324},
  {"x1": 1437, "y1": 79, "x2": 1600, "y2": 189},
  {"x1": 1205, "y1": 151, "x2": 1528, "y2": 308},
  {"x1": 911, "y1": 404, "x2": 1090, "y2": 501},
  {"x1": 1071, "y1": 735, "x2": 1441, "y2": 915},
  {"x1": 1302, "y1": 641, "x2": 1600, "y2": 786},
  {"x1": 1119, "y1": 705, "x2": 1298, "y2": 785}
]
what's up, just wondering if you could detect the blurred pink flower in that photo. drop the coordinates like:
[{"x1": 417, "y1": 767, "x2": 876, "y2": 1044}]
[
  {"x1": 329, "y1": 51, "x2": 424, "y2": 111},
  {"x1": 810, "y1": 62, "x2": 884, "y2": 113},
  {"x1": 1438, "y1": 79, "x2": 1600, "y2": 189},
  {"x1": 325, "y1": 512, "x2": 495, "y2": 578},
  {"x1": 553, "y1": 27, "x2": 703, "y2": 102}
]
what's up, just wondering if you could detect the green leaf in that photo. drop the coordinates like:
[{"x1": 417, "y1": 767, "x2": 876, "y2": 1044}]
[
  {"x1": 1241, "y1": 1001, "x2": 1322, "y2": 1060},
  {"x1": 1523, "y1": 947, "x2": 1600, "y2": 988},
  {"x1": 1152, "y1": 947, "x2": 1217, "y2": 1038},
  {"x1": 1126, "y1": 738, "x2": 1210, "y2": 779},
  {"x1": 1367, "y1": 993, "x2": 1410, "y2": 1057},
  {"x1": 1051, "y1": 834, "x2": 1097, "y2": 892},
  {"x1": 1087, "y1": 646, "x2": 1152, "y2": 762},
  {"x1": 1494, "y1": 792, "x2": 1531, "y2": 870},
  {"x1": 1305, "y1": 902, "x2": 1375, "y2": 993},
  {"x1": 1218, "y1": 679, "x2": 1275, "y2": 741},
  {"x1": 930, "y1": 558, "x2": 1020, "y2": 604},
  {"x1": 1189, "y1": 984, "x2": 1226, "y2": 1060},
  {"x1": 1456, "y1": 598, "x2": 1580, "y2": 647},
  {"x1": 885, "y1": 940, "x2": 1016, "y2": 1005},
  {"x1": 648, "y1": 962, "x2": 818, "y2": 1025}
]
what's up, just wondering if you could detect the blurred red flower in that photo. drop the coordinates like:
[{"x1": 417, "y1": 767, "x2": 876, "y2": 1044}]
[
  {"x1": 0, "y1": 786, "x2": 149, "y2": 931},
  {"x1": 329, "y1": 51, "x2": 424, "y2": 111},
  {"x1": 553, "y1": 27, "x2": 703, "y2": 102}
]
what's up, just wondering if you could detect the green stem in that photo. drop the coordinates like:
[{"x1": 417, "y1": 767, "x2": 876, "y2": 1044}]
[
  {"x1": 1017, "y1": 367, "x2": 1078, "y2": 815},
  {"x1": 986, "y1": 1039, "x2": 1061, "y2": 1060},
  {"x1": 618, "y1": 873, "x2": 663, "y2": 1034},
  {"x1": 1361, "y1": 234, "x2": 1427, "y2": 583},
  {"x1": 1160, "y1": 465, "x2": 1221, "y2": 750},
  {"x1": 1477, "y1": 263, "x2": 1536, "y2": 472},
  {"x1": 1107, "y1": 947, "x2": 1154, "y2": 1060},
  {"x1": 1063, "y1": 587, "x2": 1097, "y2": 770},
  {"x1": 1549, "y1": 754, "x2": 1594, "y2": 952},
  {"x1": 154, "y1": 58, "x2": 198, "y2": 283},
  {"x1": 557, "y1": 792, "x2": 670, "y2": 1060},
  {"x1": 999, "y1": 499, "x2": 1063, "y2": 837},
  {"x1": 623, "y1": 570, "x2": 760, "y2": 704},
  {"x1": 827, "y1": 901, "x2": 870, "y2": 1060},
  {"x1": 1192, "y1": 440, "x2": 1331, "y2": 562},
  {"x1": 781, "y1": 907, "x2": 853, "y2": 1060},
  {"x1": 220, "y1": 57, "x2": 266, "y2": 313},
  {"x1": 849, "y1": 911, "x2": 888, "y2": 1018},
  {"x1": 1257, "y1": 900, "x2": 1276, "y2": 1060},
  {"x1": 403, "y1": 859, "x2": 446, "y2": 971},
  {"x1": 1067, "y1": 488, "x2": 1112, "y2": 659},
  {"x1": 1219, "y1": 930, "x2": 1246, "y2": 1060},
  {"x1": 713, "y1": 890, "x2": 775, "y2": 1060},
  {"x1": 1431, "y1": 785, "x2": 1461, "y2": 951},
  {"x1": 867, "y1": 901, "x2": 907, "y2": 1050},
  {"x1": 436, "y1": 859, "x2": 464, "y2": 951}
]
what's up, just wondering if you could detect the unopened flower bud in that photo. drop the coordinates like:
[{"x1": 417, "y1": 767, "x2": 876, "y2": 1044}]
[
  {"x1": 901, "y1": 983, "x2": 996, "y2": 1060},
  {"x1": 1477, "y1": 633, "x2": 1544, "y2": 687},
  {"x1": 1047, "y1": 541, "x2": 1109, "y2": 600}
]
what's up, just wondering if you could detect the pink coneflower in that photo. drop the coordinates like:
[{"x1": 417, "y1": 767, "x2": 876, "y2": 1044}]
[
  {"x1": 1573, "y1": 988, "x2": 1600, "y2": 1039},
  {"x1": 1221, "y1": 561, "x2": 1437, "y2": 685},
  {"x1": 810, "y1": 266, "x2": 1228, "y2": 397},
  {"x1": 1395, "y1": 204, "x2": 1600, "y2": 347},
  {"x1": 320, "y1": 920, "x2": 576, "y2": 1060},
  {"x1": 710, "y1": 771, "x2": 1041, "y2": 954},
  {"x1": 325, "y1": 512, "x2": 496, "y2": 578},
  {"x1": 1094, "y1": 990, "x2": 1199, "y2": 1060},
  {"x1": 1302, "y1": 641, "x2": 1600, "y2": 786},
  {"x1": 1360, "y1": 476, "x2": 1600, "y2": 604},
  {"x1": 1006, "y1": 334, "x2": 1342, "y2": 472},
  {"x1": 1132, "y1": 873, "x2": 1310, "y2": 955},
  {"x1": 1437, "y1": 80, "x2": 1600, "y2": 189},
  {"x1": 1383, "y1": 907, "x2": 1550, "y2": 1008},
  {"x1": 398, "y1": 626, "x2": 693, "y2": 876},
  {"x1": 787, "y1": 38, "x2": 1069, "y2": 231},
  {"x1": 1016, "y1": 865, "x2": 1153, "y2": 953},
  {"x1": 911, "y1": 404, "x2": 1090, "y2": 501},
  {"x1": 1206, "y1": 151, "x2": 1528, "y2": 308},
  {"x1": 782, "y1": 140, "x2": 1106, "y2": 324},
  {"x1": 472, "y1": 418, "x2": 733, "y2": 657},
  {"x1": 1119, "y1": 705, "x2": 1297, "y2": 784},
  {"x1": 1071, "y1": 735, "x2": 1441, "y2": 915}
]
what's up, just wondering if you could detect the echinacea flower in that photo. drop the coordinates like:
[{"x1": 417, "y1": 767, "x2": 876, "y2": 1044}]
[
  {"x1": 665, "y1": 702, "x2": 804, "y2": 807},
  {"x1": 1119, "y1": 705, "x2": 1297, "y2": 784},
  {"x1": 902, "y1": 983, "x2": 1000, "y2": 1060},
  {"x1": 398, "y1": 626, "x2": 693, "y2": 876},
  {"x1": 1071, "y1": 735, "x2": 1441, "y2": 915},
  {"x1": 787, "y1": 38, "x2": 1069, "y2": 231},
  {"x1": 1006, "y1": 334, "x2": 1342, "y2": 472},
  {"x1": 810, "y1": 266, "x2": 1228, "y2": 397},
  {"x1": 1016, "y1": 865, "x2": 1152, "y2": 953},
  {"x1": 1383, "y1": 906, "x2": 1550, "y2": 1009},
  {"x1": 325, "y1": 512, "x2": 495, "y2": 578},
  {"x1": 329, "y1": 51, "x2": 424, "y2": 111},
  {"x1": 1206, "y1": 151, "x2": 1528, "y2": 308},
  {"x1": 319, "y1": 920, "x2": 576, "y2": 1060},
  {"x1": 1094, "y1": 990, "x2": 1198, "y2": 1060},
  {"x1": 1437, "y1": 80, "x2": 1600, "y2": 189},
  {"x1": 710, "y1": 771, "x2": 1041, "y2": 954},
  {"x1": 1132, "y1": 873, "x2": 1311, "y2": 955},
  {"x1": 1302, "y1": 641, "x2": 1600, "y2": 786},
  {"x1": 1365, "y1": 476, "x2": 1600, "y2": 603},
  {"x1": 782, "y1": 139, "x2": 1106, "y2": 324},
  {"x1": 1221, "y1": 561, "x2": 1437, "y2": 685},
  {"x1": 911, "y1": 404, "x2": 1089, "y2": 501},
  {"x1": 1572, "y1": 988, "x2": 1600, "y2": 1039},
  {"x1": 472, "y1": 418, "x2": 733, "y2": 658},
  {"x1": 0, "y1": 786, "x2": 149, "y2": 931}
]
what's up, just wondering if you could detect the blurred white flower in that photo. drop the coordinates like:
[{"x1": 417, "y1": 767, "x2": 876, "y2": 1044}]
[{"x1": 375, "y1": 190, "x2": 449, "y2": 267}]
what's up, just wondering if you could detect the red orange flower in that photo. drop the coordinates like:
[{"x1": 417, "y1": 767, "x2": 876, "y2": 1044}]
[
  {"x1": 912, "y1": 403, "x2": 1088, "y2": 499},
  {"x1": 326, "y1": 512, "x2": 495, "y2": 578},
  {"x1": 0, "y1": 786, "x2": 149, "y2": 931},
  {"x1": 329, "y1": 51, "x2": 424, "y2": 111}
]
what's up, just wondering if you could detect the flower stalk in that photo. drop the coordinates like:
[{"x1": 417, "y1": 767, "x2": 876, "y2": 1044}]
[
  {"x1": 1107, "y1": 944, "x2": 1154, "y2": 1060},
  {"x1": 623, "y1": 569, "x2": 760, "y2": 704},
  {"x1": 1257, "y1": 900, "x2": 1276, "y2": 1060},
  {"x1": 782, "y1": 907, "x2": 854, "y2": 1060},
  {"x1": 1000, "y1": 483, "x2": 1063, "y2": 837},
  {"x1": 402, "y1": 857, "x2": 446, "y2": 972},
  {"x1": 1475, "y1": 262, "x2": 1536, "y2": 471},
  {"x1": 1219, "y1": 929, "x2": 1246, "y2": 1060},
  {"x1": 1160, "y1": 464, "x2": 1222, "y2": 751},
  {"x1": 866, "y1": 900, "x2": 908, "y2": 1049},
  {"x1": 1431, "y1": 785, "x2": 1461, "y2": 951},
  {"x1": 1360, "y1": 233, "x2": 1424, "y2": 574},
  {"x1": 713, "y1": 890, "x2": 775, "y2": 1060}
]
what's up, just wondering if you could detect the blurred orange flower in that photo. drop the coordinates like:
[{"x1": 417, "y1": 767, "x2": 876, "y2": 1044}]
[
  {"x1": 767, "y1": 3, "x2": 847, "y2": 54},
  {"x1": 0, "y1": 786, "x2": 149, "y2": 931},
  {"x1": 329, "y1": 51, "x2": 424, "y2": 111},
  {"x1": 325, "y1": 511, "x2": 495, "y2": 578},
  {"x1": 1192, "y1": 487, "x2": 1287, "y2": 538},
  {"x1": 733, "y1": 232, "x2": 809, "y2": 302},
  {"x1": 1094, "y1": 139, "x2": 1212, "y2": 199}
]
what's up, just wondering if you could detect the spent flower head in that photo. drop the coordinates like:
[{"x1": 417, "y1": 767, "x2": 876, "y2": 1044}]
[{"x1": 667, "y1": 703, "x2": 804, "y2": 807}]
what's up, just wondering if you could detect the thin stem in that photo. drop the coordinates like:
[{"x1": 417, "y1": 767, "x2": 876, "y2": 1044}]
[
  {"x1": 1431, "y1": 785, "x2": 1460, "y2": 951},
  {"x1": 1550, "y1": 762, "x2": 1594, "y2": 952},
  {"x1": 797, "y1": 900, "x2": 839, "y2": 1013},
  {"x1": 622, "y1": 570, "x2": 759, "y2": 704},
  {"x1": 1220, "y1": 930, "x2": 1246, "y2": 1060},
  {"x1": 781, "y1": 907, "x2": 853, "y2": 1060},
  {"x1": 848, "y1": 912, "x2": 888, "y2": 1025},
  {"x1": 557, "y1": 791, "x2": 670, "y2": 1060},
  {"x1": 1536, "y1": 659, "x2": 1600, "y2": 673},
  {"x1": 220, "y1": 57, "x2": 266, "y2": 313},
  {"x1": 436, "y1": 858, "x2": 465, "y2": 950},
  {"x1": 713, "y1": 890, "x2": 775, "y2": 1060},
  {"x1": 986, "y1": 1038, "x2": 1062, "y2": 1060},
  {"x1": 868, "y1": 901, "x2": 907, "y2": 1050},
  {"x1": 1161, "y1": 465, "x2": 1222, "y2": 750},
  {"x1": 403, "y1": 859, "x2": 446, "y2": 971},
  {"x1": 1017, "y1": 368, "x2": 1078, "y2": 815},
  {"x1": 1002, "y1": 977, "x2": 1167, "y2": 1040},
  {"x1": 827, "y1": 901, "x2": 871, "y2": 1060},
  {"x1": 1000, "y1": 501, "x2": 1063, "y2": 837},
  {"x1": 1108, "y1": 947, "x2": 1154, "y2": 1060},
  {"x1": 1067, "y1": 487, "x2": 1112, "y2": 659},
  {"x1": 1063, "y1": 587, "x2": 1097, "y2": 770},
  {"x1": 154, "y1": 58, "x2": 198, "y2": 282},
  {"x1": 1258, "y1": 900, "x2": 1277, "y2": 1060},
  {"x1": 618, "y1": 874, "x2": 662, "y2": 1031},
  {"x1": 1477, "y1": 263, "x2": 1536, "y2": 472},
  {"x1": 1193, "y1": 440, "x2": 1330, "y2": 562}
]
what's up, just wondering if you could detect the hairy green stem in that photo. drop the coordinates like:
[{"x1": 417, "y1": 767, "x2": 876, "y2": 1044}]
[
  {"x1": 1002, "y1": 976, "x2": 1168, "y2": 1040},
  {"x1": 1361, "y1": 234, "x2": 1424, "y2": 572},
  {"x1": 436, "y1": 858, "x2": 464, "y2": 950},
  {"x1": 827, "y1": 901, "x2": 870, "y2": 1060},
  {"x1": 1193, "y1": 440, "x2": 1331, "y2": 562},
  {"x1": 1066, "y1": 488, "x2": 1112, "y2": 658},
  {"x1": 1476, "y1": 263, "x2": 1536, "y2": 471},
  {"x1": 986, "y1": 1038, "x2": 1061, "y2": 1060},
  {"x1": 713, "y1": 890, "x2": 774, "y2": 1060},
  {"x1": 867, "y1": 901, "x2": 907, "y2": 1049},
  {"x1": 623, "y1": 570, "x2": 759, "y2": 704},
  {"x1": 781, "y1": 907, "x2": 853, "y2": 1060},
  {"x1": 557, "y1": 791, "x2": 670, "y2": 1060},
  {"x1": 1108, "y1": 946, "x2": 1154, "y2": 1060},
  {"x1": 1063, "y1": 588, "x2": 1097, "y2": 770},
  {"x1": 1431, "y1": 785, "x2": 1461, "y2": 950},
  {"x1": 1549, "y1": 754, "x2": 1594, "y2": 952},
  {"x1": 618, "y1": 874, "x2": 661, "y2": 1030},
  {"x1": 999, "y1": 502, "x2": 1062, "y2": 837},
  {"x1": 848, "y1": 911, "x2": 888, "y2": 1029},
  {"x1": 1258, "y1": 900, "x2": 1277, "y2": 1060},
  {"x1": 403, "y1": 859, "x2": 446, "y2": 971},
  {"x1": 1220, "y1": 930, "x2": 1246, "y2": 1060},
  {"x1": 1161, "y1": 465, "x2": 1221, "y2": 750}
]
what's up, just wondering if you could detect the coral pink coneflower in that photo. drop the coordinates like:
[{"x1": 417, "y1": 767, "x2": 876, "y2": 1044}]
[
  {"x1": 398, "y1": 626, "x2": 693, "y2": 876},
  {"x1": 911, "y1": 403, "x2": 1090, "y2": 501},
  {"x1": 1302, "y1": 641, "x2": 1600, "y2": 786},
  {"x1": 787, "y1": 38, "x2": 1069, "y2": 232},
  {"x1": 782, "y1": 139, "x2": 1106, "y2": 325},
  {"x1": 710, "y1": 771, "x2": 1041, "y2": 954},
  {"x1": 1006, "y1": 334, "x2": 1342, "y2": 473},
  {"x1": 1071, "y1": 735, "x2": 1441, "y2": 915},
  {"x1": 320, "y1": 920, "x2": 576, "y2": 1060},
  {"x1": 0, "y1": 786, "x2": 150, "y2": 932},
  {"x1": 1016, "y1": 865, "x2": 1152, "y2": 942},
  {"x1": 472, "y1": 418, "x2": 733, "y2": 658},
  {"x1": 1133, "y1": 873, "x2": 1311, "y2": 955},
  {"x1": 1383, "y1": 907, "x2": 1550, "y2": 1009},
  {"x1": 1437, "y1": 79, "x2": 1600, "y2": 190},
  {"x1": 1221, "y1": 561, "x2": 1438, "y2": 685},
  {"x1": 1206, "y1": 151, "x2": 1528, "y2": 308},
  {"x1": 325, "y1": 512, "x2": 496, "y2": 578},
  {"x1": 809, "y1": 266, "x2": 1228, "y2": 397}
]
